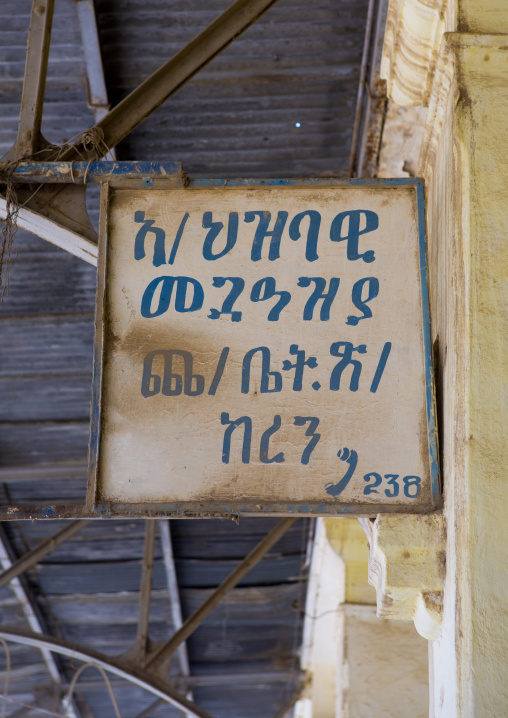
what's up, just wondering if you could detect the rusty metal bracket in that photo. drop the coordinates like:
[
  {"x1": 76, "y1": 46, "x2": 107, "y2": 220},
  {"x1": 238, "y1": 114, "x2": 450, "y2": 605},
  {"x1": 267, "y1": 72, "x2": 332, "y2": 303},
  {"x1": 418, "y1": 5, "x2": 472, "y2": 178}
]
[{"x1": 0, "y1": 161, "x2": 186, "y2": 250}]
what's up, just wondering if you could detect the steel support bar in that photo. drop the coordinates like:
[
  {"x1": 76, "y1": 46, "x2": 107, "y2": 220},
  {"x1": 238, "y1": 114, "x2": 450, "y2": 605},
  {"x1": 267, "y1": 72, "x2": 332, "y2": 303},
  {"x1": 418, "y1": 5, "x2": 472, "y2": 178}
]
[
  {"x1": 13, "y1": 0, "x2": 55, "y2": 160},
  {"x1": 147, "y1": 518, "x2": 297, "y2": 668},
  {"x1": 159, "y1": 521, "x2": 191, "y2": 682},
  {"x1": 0, "y1": 528, "x2": 58, "y2": 681},
  {"x1": 56, "y1": 0, "x2": 282, "y2": 161},
  {"x1": 348, "y1": 0, "x2": 376, "y2": 178},
  {"x1": 136, "y1": 520, "x2": 156, "y2": 664},
  {"x1": 75, "y1": 0, "x2": 115, "y2": 144},
  {"x1": 0, "y1": 628, "x2": 216, "y2": 718},
  {"x1": 159, "y1": 520, "x2": 194, "y2": 718},
  {"x1": 0, "y1": 520, "x2": 90, "y2": 590}
]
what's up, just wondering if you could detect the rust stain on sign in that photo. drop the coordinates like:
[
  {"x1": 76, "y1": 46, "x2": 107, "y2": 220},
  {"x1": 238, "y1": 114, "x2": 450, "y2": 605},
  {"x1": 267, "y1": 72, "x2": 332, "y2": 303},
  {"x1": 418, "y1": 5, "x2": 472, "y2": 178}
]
[{"x1": 89, "y1": 180, "x2": 439, "y2": 516}]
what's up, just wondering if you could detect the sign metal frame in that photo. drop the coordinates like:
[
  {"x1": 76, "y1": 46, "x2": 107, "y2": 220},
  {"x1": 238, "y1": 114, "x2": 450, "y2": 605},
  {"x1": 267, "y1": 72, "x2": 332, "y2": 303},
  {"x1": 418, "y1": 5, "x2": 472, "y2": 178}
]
[{"x1": 87, "y1": 176, "x2": 440, "y2": 519}]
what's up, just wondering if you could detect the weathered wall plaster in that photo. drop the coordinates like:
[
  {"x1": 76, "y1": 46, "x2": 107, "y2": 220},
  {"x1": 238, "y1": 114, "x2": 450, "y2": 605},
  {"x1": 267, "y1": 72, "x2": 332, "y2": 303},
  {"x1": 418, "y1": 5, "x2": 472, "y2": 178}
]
[
  {"x1": 378, "y1": 103, "x2": 427, "y2": 178},
  {"x1": 324, "y1": 519, "x2": 429, "y2": 717},
  {"x1": 343, "y1": 605, "x2": 429, "y2": 718},
  {"x1": 377, "y1": 0, "x2": 508, "y2": 712},
  {"x1": 381, "y1": 0, "x2": 453, "y2": 106},
  {"x1": 366, "y1": 515, "x2": 445, "y2": 640},
  {"x1": 420, "y1": 33, "x2": 508, "y2": 716}
]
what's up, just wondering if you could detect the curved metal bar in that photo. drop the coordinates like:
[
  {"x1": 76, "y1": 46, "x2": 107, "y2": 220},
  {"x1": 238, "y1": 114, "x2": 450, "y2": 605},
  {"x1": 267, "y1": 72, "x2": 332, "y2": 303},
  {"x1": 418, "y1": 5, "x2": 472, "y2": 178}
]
[{"x1": 0, "y1": 627, "x2": 215, "y2": 718}]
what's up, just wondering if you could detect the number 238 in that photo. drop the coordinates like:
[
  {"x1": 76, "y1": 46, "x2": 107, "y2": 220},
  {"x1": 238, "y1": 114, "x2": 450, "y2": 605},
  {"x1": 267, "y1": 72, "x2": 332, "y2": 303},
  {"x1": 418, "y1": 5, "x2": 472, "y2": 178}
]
[{"x1": 363, "y1": 473, "x2": 421, "y2": 498}]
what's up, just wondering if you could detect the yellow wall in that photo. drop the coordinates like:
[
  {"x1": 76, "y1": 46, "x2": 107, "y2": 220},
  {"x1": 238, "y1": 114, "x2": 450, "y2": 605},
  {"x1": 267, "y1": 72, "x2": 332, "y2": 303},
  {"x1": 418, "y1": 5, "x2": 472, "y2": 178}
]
[
  {"x1": 325, "y1": 519, "x2": 376, "y2": 605},
  {"x1": 419, "y1": 3, "x2": 508, "y2": 713}
]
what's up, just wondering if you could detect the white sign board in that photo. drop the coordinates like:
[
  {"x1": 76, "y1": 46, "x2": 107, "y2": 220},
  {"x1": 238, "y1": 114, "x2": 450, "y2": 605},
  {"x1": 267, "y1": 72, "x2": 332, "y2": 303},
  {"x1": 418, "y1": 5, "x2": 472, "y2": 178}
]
[{"x1": 88, "y1": 179, "x2": 440, "y2": 517}]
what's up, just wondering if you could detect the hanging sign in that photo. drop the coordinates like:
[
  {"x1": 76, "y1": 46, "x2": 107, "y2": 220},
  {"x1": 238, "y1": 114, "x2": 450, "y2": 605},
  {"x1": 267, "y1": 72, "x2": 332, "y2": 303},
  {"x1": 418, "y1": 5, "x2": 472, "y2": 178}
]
[{"x1": 88, "y1": 179, "x2": 440, "y2": 517}]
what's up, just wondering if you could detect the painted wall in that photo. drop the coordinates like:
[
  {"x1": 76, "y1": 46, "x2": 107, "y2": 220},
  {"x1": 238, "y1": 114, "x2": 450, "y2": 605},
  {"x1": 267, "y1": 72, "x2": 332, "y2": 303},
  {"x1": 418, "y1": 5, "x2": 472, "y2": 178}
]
[
  {"x1": 325, "y1": 519, "x2": 429, "y2": 718},
  {"x1": 421, "y1": 31, "x2": 508, "y2": 715},
  {"x1": 378, "y1": 0, "x2": 508, "y2": 714},
  {"x1": 343, "y1": 605, "x2": 429, "y2": 718}
]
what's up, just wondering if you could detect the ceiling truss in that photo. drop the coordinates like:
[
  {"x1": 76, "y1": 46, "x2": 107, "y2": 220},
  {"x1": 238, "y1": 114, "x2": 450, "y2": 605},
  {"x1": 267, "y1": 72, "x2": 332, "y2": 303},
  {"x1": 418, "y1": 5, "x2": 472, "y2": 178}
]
[
  {"x1": 0, "y1": 517, "x2": 300, "y2": 717},
  {"x1": 0, "y1": 0, "x2": 284, "y2": 244},
  {"x1": 0, "y1": 1, "x2": 313, "y2": 714}
]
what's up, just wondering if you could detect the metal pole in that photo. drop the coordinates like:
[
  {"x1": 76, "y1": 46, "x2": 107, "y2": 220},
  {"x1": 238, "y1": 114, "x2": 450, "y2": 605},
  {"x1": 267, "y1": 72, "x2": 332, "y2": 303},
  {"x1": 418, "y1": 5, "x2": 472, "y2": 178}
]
[
  {"x1": 13, "y1": 0, "x2": 55, "y2": 160},
  {"x1": 348, "y1": 0, "x2": 377, "y2": 178},
  {"x1": 147, "y1": 518, "x2": 297, "y2": 669},
  {"x1": 75, "y1": 0, "x2": 114, "y2": 138},
  {"x1": 57, "y1": 0, "x2": 282, "y2": 161},
  {"x1": 136, "y1": 520, "x2": 156, "y2": 664},
  {"x1": 159, "y1": 520, "x2": 194, "y2": 717},
  {"x1": 0, "y1": 520, "x2": 90, "y2": 590},
  {"x1": 159, "y1": 521, "x2": 192, "y2": 683}
]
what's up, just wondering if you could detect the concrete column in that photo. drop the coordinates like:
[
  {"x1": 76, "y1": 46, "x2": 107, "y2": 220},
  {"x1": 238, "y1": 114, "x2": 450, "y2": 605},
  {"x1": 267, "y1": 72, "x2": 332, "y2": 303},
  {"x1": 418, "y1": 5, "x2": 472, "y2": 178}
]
[
  {"x1": 421, "y1": 30, "x2": 508, "y2": 717},
  {"x1": 378, "y1": 0, "x2": 508, "y2": 714}
]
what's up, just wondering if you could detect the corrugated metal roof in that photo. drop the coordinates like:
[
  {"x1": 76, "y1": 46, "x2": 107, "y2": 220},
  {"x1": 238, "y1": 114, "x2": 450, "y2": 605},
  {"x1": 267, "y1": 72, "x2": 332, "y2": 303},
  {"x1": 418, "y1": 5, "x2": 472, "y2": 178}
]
[
  {"x1": 0, "y1": 0, "x2": 368, "y2": 714},
  {"x1": 97, "y1": 0, "x2": 366, "y2": 176}
]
